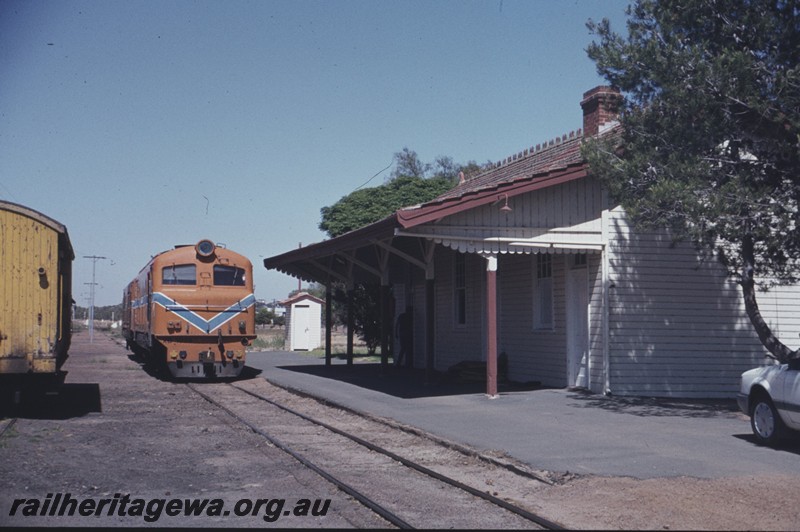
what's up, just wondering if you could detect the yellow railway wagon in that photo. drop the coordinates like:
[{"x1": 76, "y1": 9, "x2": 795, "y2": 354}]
[{"x1": 0, "y1": 200, "x2": 74, "y2": 392}]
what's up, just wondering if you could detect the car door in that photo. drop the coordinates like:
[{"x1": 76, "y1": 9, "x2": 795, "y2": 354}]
[{"x1": 783, "y1": 360, "x2": 800, "y2": 427}]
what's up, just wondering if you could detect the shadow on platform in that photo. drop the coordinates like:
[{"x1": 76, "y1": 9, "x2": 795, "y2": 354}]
[
  {"x1": 732, "y1": 432, "x2": 800, "y2": 454},
  {"x1": 278, "y1": 362, "x2": 544, "y2": 399},
  {"x1": 565, "y1": 388, "x2": 741, "y2": 418},
  {"x1": 0, "y1": 383, "x2": 102, "y2": 420}
]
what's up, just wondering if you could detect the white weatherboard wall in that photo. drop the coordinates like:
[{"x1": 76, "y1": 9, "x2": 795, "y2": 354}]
[
  {"x1": 497, "y1": 252, "x2": 568, "y2": 388},
  {"x1": 758, "y1": 283, "x2": 800, "y2": 353},
  {"x1": 398, "y1": 175, "x2": 799, "y2": 398},
  {"x1": 422, "y1": 177, "x2": 608, "y2": 390},
  {"x1": 605, "y1": 207, "x2": 798, "y2": 398},
  {"x1": 433, "y1": 249, "x2": 485, "y2": 371}
]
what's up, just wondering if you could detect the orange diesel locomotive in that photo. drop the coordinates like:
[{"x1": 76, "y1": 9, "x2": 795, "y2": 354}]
[{"x1": 122, "y1": 240, "x2": 255, "y2": 378}]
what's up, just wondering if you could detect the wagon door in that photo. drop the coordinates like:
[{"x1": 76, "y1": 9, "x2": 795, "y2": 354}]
[{"x1": 0, "y1": 209, "x2": 59, "y2": 368}]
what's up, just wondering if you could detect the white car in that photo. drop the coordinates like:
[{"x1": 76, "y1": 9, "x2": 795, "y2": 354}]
[{"x1": 737, "y1": 360, "x2": 800, "y2": 445}]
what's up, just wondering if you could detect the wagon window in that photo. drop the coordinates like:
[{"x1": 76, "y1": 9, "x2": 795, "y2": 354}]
[
  {"x1": 214, "y1": 265, "x2": 246, "y2": 286},
  {"x1": 162, "y1": 264, "x2": 196, "y2": 285}
]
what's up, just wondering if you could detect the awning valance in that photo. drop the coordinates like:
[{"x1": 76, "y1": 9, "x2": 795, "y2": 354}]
[{"x1": 394, "y1": 228, "x2": 603, "y2": 255}]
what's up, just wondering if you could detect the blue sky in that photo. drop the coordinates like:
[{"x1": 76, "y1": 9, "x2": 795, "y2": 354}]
[{"x1": 1, "y1": 0, "x2": 631, "y2": 307}]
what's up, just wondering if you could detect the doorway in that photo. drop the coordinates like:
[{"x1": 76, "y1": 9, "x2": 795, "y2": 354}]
[{"x1": 566, "y1": 255, "x2": 589, "y2": 388}]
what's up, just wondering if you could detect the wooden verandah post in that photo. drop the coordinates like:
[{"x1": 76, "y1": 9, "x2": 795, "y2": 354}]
[{"x1": 485, "y1": 254, "x2": 498, "y2": 398}]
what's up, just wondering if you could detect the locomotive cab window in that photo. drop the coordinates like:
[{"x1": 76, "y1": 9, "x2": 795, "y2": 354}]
[
  {"x1": 162, "y1": 264, "x2": 196, "y2": 285},
  {"x1": 214, "y1": 265, "x2": 246, "y2": 286}
]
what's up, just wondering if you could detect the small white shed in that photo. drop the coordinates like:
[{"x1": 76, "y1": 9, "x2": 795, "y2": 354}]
[{"x1": 280, "y1": 292, "x2": 324, "y2": 351}]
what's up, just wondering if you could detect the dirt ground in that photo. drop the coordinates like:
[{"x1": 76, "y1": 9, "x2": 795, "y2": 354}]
[
  {"x1": 534, "y1": 473, "x2": 800, "y2": 530},
  {"x1": 2, "y1": 330, "x2": 799, "y2": 529},
  {"x1": 0, "y1": 332, "x2": 386, "y2": 529},
  {"x1": 234, "y1": 373, "x2": 800, "y2": 531}
]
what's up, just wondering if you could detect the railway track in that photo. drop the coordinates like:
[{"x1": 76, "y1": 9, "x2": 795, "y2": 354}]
[
  {"x1": 0, "y1": 418, "x2": 17, "y2": 439},
  {"x1": 186, "y1": 379, "x2": 564, "y2": 530}
]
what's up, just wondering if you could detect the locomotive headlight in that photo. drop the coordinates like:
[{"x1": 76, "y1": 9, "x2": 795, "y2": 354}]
[
  {"x1": 238, "y1": 320, "x2": 246, "y2": 332},
  {"x1": 195, "y1": 239, "x2": 216, "y2": 258}
]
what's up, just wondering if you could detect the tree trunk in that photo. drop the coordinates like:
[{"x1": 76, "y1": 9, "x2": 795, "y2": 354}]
[{"x1": 740, "y1": 235, "x2": 797, "y2": 363}]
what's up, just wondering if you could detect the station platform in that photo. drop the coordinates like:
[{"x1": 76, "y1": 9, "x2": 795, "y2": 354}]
[{"x1": 243, "y1": 350, "x2": 800, "y2": 480}]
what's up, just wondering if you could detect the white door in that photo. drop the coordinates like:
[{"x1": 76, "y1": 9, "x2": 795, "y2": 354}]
[
  {"x1": 566, "y1": 258, "x2": 589, "y2": 388},
  {"x1": 292, "y1": 304, "x2": 311, "y2": 350}
]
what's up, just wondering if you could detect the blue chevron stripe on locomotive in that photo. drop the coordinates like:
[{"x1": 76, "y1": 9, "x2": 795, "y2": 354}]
[{"x1": 152, "y1": 292, "x2": 256, "y2": 334}]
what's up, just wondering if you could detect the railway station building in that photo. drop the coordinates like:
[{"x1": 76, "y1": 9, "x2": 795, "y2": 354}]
[{"x1": 264, "y1": 86, "x2": 800, "y2": 399}]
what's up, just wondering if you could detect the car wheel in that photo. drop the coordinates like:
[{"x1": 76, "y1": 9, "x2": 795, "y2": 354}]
[{"x1": 751, "y1": 395, "x2": 785, "y2": 446}]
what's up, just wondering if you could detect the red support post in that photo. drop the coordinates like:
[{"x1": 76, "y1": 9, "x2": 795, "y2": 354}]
[{"x1": 486, "y1": 255, "x2": 498, "y2": 398}]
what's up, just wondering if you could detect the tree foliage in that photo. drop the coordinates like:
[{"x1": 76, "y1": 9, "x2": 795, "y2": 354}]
[
  {"x1": 256, "y1": 306, "x2": 285, "y2": 327},
  {"x1": 319, "y1": 175, "x2": 453, "y2": 238},
  {"x1": 584, "y1": 0, "x2": 800, "y2": 361},
  {"x1": 333, "y1": 282, "x2": 382, "y2": 355},
  {"x1": 75, "y1": 304, "x2": 123, "y2": 321},
  {"x1": 391, "y1": 147, "x2": 430, "y2": 179},
  {"x1": 255, "y1": 307, "x2": 273, "y2": 326},
  {"x1": 316, "y1": 148, "x2": 490, "y2": 352},
  {"x1": 319, "y1": 148, "x2": 488, "y2": 238}
]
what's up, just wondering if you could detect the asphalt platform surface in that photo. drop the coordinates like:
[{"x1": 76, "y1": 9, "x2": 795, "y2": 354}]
[{"x1": 244, "y1": 350, "x2": 800, "y2": 480}]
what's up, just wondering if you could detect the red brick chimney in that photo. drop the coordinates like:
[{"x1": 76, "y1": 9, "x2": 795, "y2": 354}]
[{"x1": 581, "y1": 86, "x2": 622, "y2": 136}]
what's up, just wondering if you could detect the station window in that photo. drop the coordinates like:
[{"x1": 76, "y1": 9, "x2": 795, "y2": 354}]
[
  {"x1": 214, "y1": 265, "x2": 246, "y2": 286},
  {"x1": 162, "y1": 264, "x2": 196, "y2": 285}
]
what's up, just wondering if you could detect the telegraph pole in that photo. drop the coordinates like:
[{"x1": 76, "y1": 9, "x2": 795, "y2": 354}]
[{"x1": 83, "y1": 255, "x2": 108, "y2": 343}]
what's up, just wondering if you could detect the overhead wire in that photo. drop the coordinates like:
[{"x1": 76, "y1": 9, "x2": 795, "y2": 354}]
[{"x1": 352, "y1": 161, "x2": 393, "y2": 191}]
